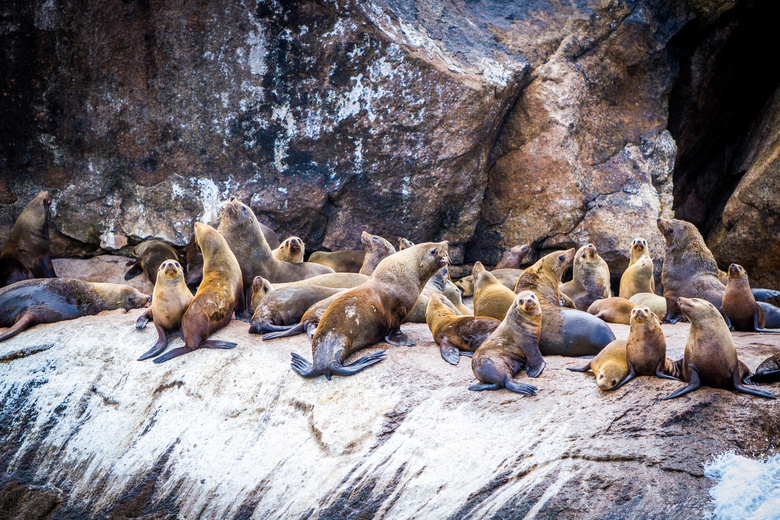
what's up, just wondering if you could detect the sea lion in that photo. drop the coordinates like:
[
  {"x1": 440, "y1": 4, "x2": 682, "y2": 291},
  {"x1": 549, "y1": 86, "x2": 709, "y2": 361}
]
[
  {"x1": 567, "y1": 340, "x2": 629, "y2": 391},
  {"x1": 271, "y1": 237, "x2": 305, "y2": 264},
  {"x1": 759, "y1": 302, "x2": 780, "y2": 329},
  {"x1": 0, "y1": 190, "x2": 56, "y2": 287},
  {"x1": 629, "y1": 292, "x2": 667, "y2": 318},
  {"x1": 402, "y1": 267, "x2": 462, "y2": 323},
  {"x1": 249, "y1": 283, "x2": 345, "y2": 335},
  {"x1": 539, "y1": 306, "x2": 616, "y2": 356},
  {"x1": 425, "y1": 293, "x2": 499, "y2": 365},
  {"x1": 151, "y1": 222, "x2": 243, "y2": 363},
  {"x1": 663, "y1": 297, "x2": 775, "y2": 399},
  {"x1": 514, "y1": 248, "x2": 576, "y2": 307},
  {"x1": 455, "y1": 268, "x2": 524, "y2": 297},
  {"x1": 443, "y1": 277, "x2": 472, "y2": 315},
  {"x1": 620, "y1": 306, "x2": 680, "y2": 384},
  {"x1": 360, "y1": 232, "x2": 397, "y2": 276},
  {"x1": 290, "y1": 241, "x2": 449, "y2": 379},
  {"x1": 273, "y1": 272, "x2": 368, "y2": 290},
  {"x1": 398, "y1": 238, "x2": 414, "y2": 250},
  {"x1": 135, "y1": 260, "x2": 194, "y2": 361},
  {"x1": 587, "y1": 297, "x2": 636, "y2": 325},
  {"x1": 747, "y1": 353, "x2": 780, "y2": 384},
  {"x1": 125, "y1": 239, "x2": 179, "y2": 285},
  {"x1": 619, "y1": 238, "x2": 655, "y2": 299},
  {"x1": 722, "y1": 264, "x2": 780, "y2": 332},
  {"x1": 308, "y1": 250, "x2": 365, "y2": 273},
  {"x1": 656, "y1": 217, "x2": 725, "y2": 323},
  {"x1": 469, "y1": 291, "x2": 544, "y2": 395},
  {"x1": 0, "y1": 279, "x2": 150, "y2": 342},
  {"x1": 249, "y1": 276, "x2": 274, "y2": 311},
  {"x1": 560, "y1": 244, "x2": 611, "y2": 311},
  {"x1": 495, "y1": 244, "x2": 530, "y2": 269},
  {"x1": 261, "y1": 291, "x2": 338, "y2": 341},
  {"x1": 472, "y1": 262, "x2": 516, "y2": 320}
]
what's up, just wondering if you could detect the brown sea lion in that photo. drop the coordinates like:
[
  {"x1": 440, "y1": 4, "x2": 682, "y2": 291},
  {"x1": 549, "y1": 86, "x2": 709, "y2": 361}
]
[
  {"x1": 360, "y1": 232, "x2": 397, "y2": 276},
  {"x1": 469, "y1": 291, "x2": 544, "y2": 395},
  {"x1": 629, "y1": 292, "x2": 667, "y2": 318},
  {"x1": 308, "y1": 250, "x2": 365, "y2": 273},
  {"x1": 398, "y1": 238, "x2": 414, "y2": 250},
  {"x1": 249, "y1": 284, "x2": 345, "y2": 335},
  {"x1": 443, "y1": 277, "x2": 471, "y2": 315},
  {"x1": 425, "y1": 293, "x2": 499, "y2": 365},
  {"x1": 472, "y1": 262, "x2": 516, "y2": 320},
  {"x1": 747, "y1": 352, "x2": 780, "y2": 384},
  {"x1": 402, "y1": 267, "x2": 462, "y2": 323},
  {"x1": 567, "y1": 340, "x2": 629, "y2": 391},
  {"x1": 250, "y1": 276, "x2": 274, "y2": 311},
  {"x1": 514, "y1": 248, "x2": 576, "y2": 307},
  {"x1": 722, "y1": 264, "x2": 780, "y2": 333},
  {"x1": 0, "y1": 190, "x2": 56, "y2": 287},
  {"x1": 619, "y1": 239, "x2": 655, "y2": 299},
  {"x1": 663, "y1": 298, "x2": 775, "y2": 399},
  {"x1": 539, "y1": 305, "x2": 616, "y2": 356},
  {"x1": 0, "y1": 279, "x2": 150, "y2": 342},
  {"x1": 620, "y1": 306, "x2": 681, "y2": 384},
  {"x1": 290, "y1": 241, "x2": 449, "y2": 379},
  {"x1": 273, "y1": 272, "x2": 368, "y2": 290},
  {"x1": 125, "y1": 239, "x2": 179, "y2": 285},
  {"x1": 271, "y1": 237, "x2": 305, "y2": 264},
  {"x1": 152, "y1": 222, "x2": 243, "y2": 363},
  {"x1": 656, "y1": 217, "x2": 725, "y2": 323},
  {"x1": 495, "y1": 244, "x2": 530, "y2": 269},
  {"x1": 455, "y1": 268, "x2": 524, "y2": 297},
  {"x1": 135, "y1": 260, "x2": 194, "y2": 361},
  {"x1": 560, "y1": 244, "x2": 611, "y2": 311},
  {"x1": 587, "y1": 297, "x2": 636, "y2": 325},
  {"x1": 261, "y1": 291, "x2": 339, "y2": 341}
]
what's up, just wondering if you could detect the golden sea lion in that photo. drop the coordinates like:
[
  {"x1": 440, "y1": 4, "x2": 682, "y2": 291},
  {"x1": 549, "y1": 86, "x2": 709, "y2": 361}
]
[
  {"x1": 125, "y1": 239, "x2": 179, "y2": 285},
  {"x1": 560, "y1": 244, "x2": 611, "y2": 311},
  {"x1": 629, "y1": 292, "x2": 666, "y2": 317},
  {"x1": 568, "y1": 340, "x2": 629, "y2": 391},
  {"x1": 272, "y1": 237, "x2": 305, "y2": 264},
  {"x1": 515, "y1": 248, "x2": 576, "y2": 307},
  {"x1": 426, "y1": 293, "x2": 499, "y2": 365},
  {"x1": 587, "y1": 297, "x2": 636, "y2": 325},
  {"x1": 455, "y1": 268, "x2": 524, "y2": 297},
  {"x1": 0, "y1": 190, "x2": 56, "y2": 288},
  {"x1": 620, "y1": 306, "x2": 680, "y2": 385},
  {"x1": 249, "y1": 283, "x2": 345, "y2": 335},
  {"x1": 472, "y1": 262, "x2": 516, "y2": 320},
  {"x1": 619, "y1": 238, "x2": 655, "y2": 299},
  {"x1": 398, "y1": 238, "x2": 414, "y2": 250}
]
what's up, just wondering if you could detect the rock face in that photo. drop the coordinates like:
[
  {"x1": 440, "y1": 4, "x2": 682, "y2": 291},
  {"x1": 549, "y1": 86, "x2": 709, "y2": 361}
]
[
  {"x1": 2, "y1": 0, "x2": 778, "y2": 285},
  {"x1": 0, "y1": 306, "x2": 779, "y2": 518}
]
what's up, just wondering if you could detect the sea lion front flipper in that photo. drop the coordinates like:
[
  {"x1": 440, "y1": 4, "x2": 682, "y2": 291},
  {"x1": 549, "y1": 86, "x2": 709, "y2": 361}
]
[
  {"x1": 662, "y1": 366, "x2": 701, "y2": 400},
  {"x1": 136, "y1": 309, "x2": 152, "y2": 330},
  {"x1": 745, "y1": 370, "x2": 780, "y2": 384},
  {"x1": 152, "y1": 346, "x2": 193, "y2": 364},
  {"x1": 613, "y1": 363, "x2": 636, "y2": 390},
  {"x1": 439, "y1": 337, "x2": 461, "y2": 366},
  {"x1": 138, "y1": 323, "x2": 169, "y2": 361},
  {"x1": 567, "y1": 360, "x2": 593, "y2": 373},
  {"x1": 468, "y1": 383, "x2": 502, "y2": 391},
  {"x1": 460, "y1": 351, "x2": 474, "y2": 358},
  {"x1": 235, "y1": 310, "x2": 252, "y2": 323},
  {"x1": 199, "y1": 340, "x2": 238, "y2": 349},
  {"x1": 0, "y1": 312, "x2": 41, "y2": 343},
  {"x1": 733, "y1": 370, "x2": 776, "y2": 399},
  {"x1": 723, "y1": 313, "x2": 733, "y2": 331},
  {"x1": 331, "y1": 350, "x2": 387, "y2": 377},
  {"x1": 385, "y1": 328, "x2": 416, "y2": 347},
  {"x1": 124, "y1": 263, "x2": 143, "y2": 280}
]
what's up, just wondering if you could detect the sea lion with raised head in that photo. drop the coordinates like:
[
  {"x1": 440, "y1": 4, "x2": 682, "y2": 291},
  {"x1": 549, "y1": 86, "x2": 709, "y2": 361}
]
[
  {"x1": 619, "y1": 238, "x2": 655, "y2": 299},
  {"x1": 360, "y1": 232, "x2": 397, "y2": 276},
  {"x1": 560, "y1": 244, "x2": 611, "y2": 311},
  {"x1": 620, "y1": 305, "x2": 681, "y2": 385},
  {"x1": 398, "y1": 238, "x2": 414, "y2": 250},
  {"x1": 722, "y1": 264, "x2": 780, "y2": 333},
  {"x1": 272, "y1": 237, "x2": 305, "y2": 264},
  {"x1": 426, "y1": 293, "x2": 499, "y2": 365},
  {"x1": 469, "y1": 291, "x2": 544, "y2": 395},
  {"x1": 515, "y1": 248, "x2": 576, "y2": 307},
  {"x1": 0, "y1": 190, "x2": 56, "y2": 288},
  {"x1": 125, "y1": 239, "x2": 179, "y2": 285},
  {"x1": 290, "y1": 241, "x2": 449, "y2": 379},
  {"x1": 472, "y1": 262, "x2": 516, "y2": 320},
  {"x1": 495, "y1": 244, "x2": 530, "y2": 270}
]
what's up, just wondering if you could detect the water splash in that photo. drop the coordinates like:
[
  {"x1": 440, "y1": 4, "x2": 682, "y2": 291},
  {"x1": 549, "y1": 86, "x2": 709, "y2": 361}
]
[{"x1": 705, "y1": 452, "x2": 780, "y2": 520}]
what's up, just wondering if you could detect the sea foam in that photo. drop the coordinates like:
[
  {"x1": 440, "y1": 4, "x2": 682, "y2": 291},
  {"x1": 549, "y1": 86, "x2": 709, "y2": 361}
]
[{"x1": 705, "y1": 452, "x2": 780, "y2": 520}]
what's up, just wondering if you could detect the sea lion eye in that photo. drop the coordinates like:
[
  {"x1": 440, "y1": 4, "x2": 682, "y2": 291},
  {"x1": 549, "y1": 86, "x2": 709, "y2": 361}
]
[
  {"x1": 558, "y1": 255, "x2": 565, "y2": 261},
  {"x1": 430, "y1": 248, "x2": 437, "y2": 256}
]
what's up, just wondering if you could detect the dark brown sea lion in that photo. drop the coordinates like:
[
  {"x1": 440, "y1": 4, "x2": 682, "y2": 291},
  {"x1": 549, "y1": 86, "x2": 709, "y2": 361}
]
[
  {"x1": 425, "y1": 293, "x2": 499, "y2": 365},
  {"x1": 261, "y1": 291, "x2": 339, "y2": 341},
  {"x1": 514, "y1": 248, "x2": 576, "y2": 307},
  {"x1": 663, "y1": 298, "x2": 775, "y2": 399},
  {"x1": 469, "y1": 291, "x2": 544, "y2": 395},
  {"x1": 587, "y1": 297, "x2": 636, "y2": 325},
  {"x1": 472, "y1": 262, "x2": 516, "y2": 320},
  {"x1": 135, "y1": 260, "x2": 194, "y2": 361},
  {"x1": 290, "y1": 241, "x2": 449, "y2": 379},
  {"x1": 248, "y1": 283, "x2": 345, "y2": 335},
  {"x1": 722, "y1": 264, "x2": 780, "y2": 333},
  {"x1": 272, "y1": 237, "x2": 305, "y2": 264},
  {"x1": 567, "y1": 340, "x2": 629, "y2": 391},
  {"x1": 560, "y1": 244, "x2": 611, "y2": 311},
  {"x1": 539, "y1": 306, "x2": 616, "y2": 356},
  {"x1": 620, "y1": 306, "x2": 680, "y2": 385},
  {"x1": 152, "y1": 222, "x2": 243, "y2": 363},
  {"x1": 619, "y1": 238, "x2": 655, "y2": 299},
  {"x1": 495, "y1": 244, "x2": 530, "y2": 269},
  {"x1": 360, "y1": 232, "x2": 396, "y2": 276},
  {"x1": 656, "y1": 218, "x2": 725, "y2": 324},
  {"x1": 0, "y1": 279, "x2": 150, "y2": 342},
  {"x1": 0, "y1": 190, "x2": 56, "y2": 288},
  {"x1": 308, "y1": 250, "x2": 365, "y2": 273},
  {"x1": 125, "y1": 239, "x2": 179, "y2": 285},
  {"x1": 747, "y1": 352, "x2": 780, "y2": 384}
]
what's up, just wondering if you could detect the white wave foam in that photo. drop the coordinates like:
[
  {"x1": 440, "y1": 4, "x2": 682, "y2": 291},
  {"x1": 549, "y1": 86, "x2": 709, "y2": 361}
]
[{"x1": 705, "y1": 452, "x2": 780, "y2": 520}]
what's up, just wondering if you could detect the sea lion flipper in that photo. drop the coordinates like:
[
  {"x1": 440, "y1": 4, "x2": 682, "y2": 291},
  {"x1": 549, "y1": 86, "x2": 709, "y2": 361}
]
[
  {"x1": 261, "y1": 323, "x2": 304, "y2": 340},
  {"x1": 136, "y1": 309, "x2": 152, "y2": 330},
  {"x1": 733, "y1": 370, "x2": 776, "y2": 399},
  {"x1": 655, "y1": 359, "x2": 681, "y2": 380},
  {"x1": 567, "y1": 361, "x2": 592, "y2": 373},
  {"x1": 526, "y1": 360, "x2": 546, "y2": 379},
  {"x1": 137, "y1": 324, "x2": 169, "y2": 361},
  {"x1": 331, "y1": 350, "x2": 387, "y2": 376},
  {"x1": 439, "y1": 339, "x2": 461, "y2": 366},
  {"x1": 152, "y1": 346, "x2": 192, "y2": 364},
  {"x1": 290, "y1": 352, "x2": 319, "y2": 378},
  {"x1": 723, "y1": 313, "x2": 733, "y2": 331},
  {"x1": 612, "y1": 363, "x2": 636, "y2": 390},
  {"x1": 124, "y1": 263, "x2": 143, "y2": 280},
  {"x1": 460, "y1": 351, "x2": 474, "y2": 358},
  {"x1": 745, "y1": 370, "x2": 780, "y2": 384},
  {"x1": 385, "y1": 328, "x2": 415, "y2": 347},
  {"x1": 503, "y1": 378, "x2": 538, "y2": 396},
  {"x1": 662, "y1": 367, "x2": 701, "y2": 400},
  {"x1": 0, "y1": 312, "x2": 40, "y2": 343},
  {"x1": 468, "y1": 383, "x2": 502, "y2": 391},
  {"x1": 199, "y1": 340, "x2": 237, "y2": 349},
  {"x1": 752, "y1": 288, "x2": 780, "y2": 301},
  {"x1": 752, "y1": 305, "x2": 780, "y2": 333}
]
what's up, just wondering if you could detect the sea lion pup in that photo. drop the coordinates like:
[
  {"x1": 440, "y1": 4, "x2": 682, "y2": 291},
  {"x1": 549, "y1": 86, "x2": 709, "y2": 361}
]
[
  {"x1": 587, "y1": 297, "x2": 635, "y2": 325},
  {"x1": 722, "y1": 264, "x2": 780, "y2": 333},
  {"x1": 747, "y1": 353, "x2": 780, "y2": 384},
  {"x1": 656, "y1": 217, "x2": 725, "y2": 323},
  {"x1": 248, "y1": 284, "x2": 345, "y2": 335},
  {"x1": 472, "y1": 262, "x2": 516, "y2": 320},
  {"x1": 620, "y1": 306, "x2": 680, "y2": 385},
  {"x1": 455, "y1": 268, "x2": 524, "y2": 297},
  {"x1": 398, "y1": 238, "x2": 414, "y2": 250},
  {"x1": 218, "y1": 197, "x2": 333, "y2": 292},
  {"x1": 0, "y1": 190, "x2": 56, "y2": 288},
  {"x1": 151, "y1": 222, "x2": 243, "y2": 364},
  {"x1": 629, "y1": 292, "x2": 667, "y2": 317},
  {"x1": 360, "y1": 232, "x2": 396, "y2": 276},
  {"x1": 619, "y1": 238, "x2": 655, "y2": 299},
  {"x1": 0, "y1": 279, "x2": 150, "y2": 342},
  {"x1": 560, "y1": 244, "x2": 611, "y2": 311},
  {"x1": 469, "y1": 291, "x2": 544, "y2": 395},
  {"x1": 290, "y1": 241, "x2": 449, "y2": 380},
  {"x1": 539, "y1": 306, "x2": 616, "y2": 356},
  {"x1": 135, "y1": 260, "x2": 194, "y2": 361},
  {"x1": 495, "y1": 244, "x2": 530, "y2": 270},
  {"x1": 567, "y1": 340, "x2": 629, "y2": 391},
  {"x1": 271, "y1": 237, "x2": 305, "y2": 264},
  {"x1": 426, "y1": 293, "x2": 499, "y2": 365},
  {"x1": 663, "y1": 298, "x2": 775, "y2": 400},
  {"x1": 125, "y1": 239, "x2": 179, "y2": 285},
  {"x1": 308, "y1": 250, "x2": 365, "y2": 273},
  {"x1": 514, "y1": 248, "x2": 576, "y2": 308}
]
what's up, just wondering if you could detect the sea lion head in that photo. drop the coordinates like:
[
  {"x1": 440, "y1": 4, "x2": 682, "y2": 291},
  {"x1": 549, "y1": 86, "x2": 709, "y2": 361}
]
[
  {"x1": 282, "y1": 237, "x2": 303, "y2": 254},
  {"x1": 251, "y1": 276, "x2": 273, "y2": 308},
  {"x1": 630, "y1": 305, "x2": 653, "y2": 325},
  {"x1": 118, "y1": 286, "x2": 152, "y2": 311},
  {"x1": 575, "y1": 244, "x2": 599, "y2": 266},
  {"x1": 631, "y1": 237, "x2": 649, "y2": 255},
  {"x1": 361, "y1": 231, "x2": 395, "y2": 255},
  {"x1": 158, "y1": 260, "x2": 184, "y2": 282},
  {"x1": 472, "y1": 261, "x2": 486, "y2": 277},
  {"x1": 455, "y1": 275, "x2": 474, "y2": 297},
  {"x1": 514, "y1": 290, "x2": 541, "y2": 317},
  {"x1": 677, "y1": 297, "x2": 718, "y2": 322},
  {"x1": 597, "y1": 364, "x2": 625, "y2": 391},
  {"x1": 728, "y1": 263, "x2": 747, "y2": 280},
  {"x1": 398, "y1": 237, "x2": 414, "y2": 250},
  {"x1": 221, "y1": 196, "x2": 258, "y2": 229},
  {"x1": 656, "y1": 218, "x2": 700, "y2": 247},
  {"x1": 545, "y1": 248, "x2": 575, "y2": 279}
]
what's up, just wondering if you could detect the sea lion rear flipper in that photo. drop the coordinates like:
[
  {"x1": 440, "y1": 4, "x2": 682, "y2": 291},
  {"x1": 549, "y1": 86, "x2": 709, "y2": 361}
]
[
  {"x1": 752, "y1": 288, "x2": 780, "y2": 301},
  {"x1": 199, "y1": 340, "x2": 237, "y2": 349},
  {"x1": 662, "y1": 366, "x2": 701, "y2": 400},
  {"x1": 261, "y1": 323, "x2": 303, "y2": 340},
  {"x1": 0, "y1": 312, "x2": 41, "y2": 343},
  {"x1": 124, "y1": 263, "x2": 143, "y2": 280},
  {"x1": 655, "y1": 359, "x2": 682, "y2": 380},
  {"x1": 290, "y1": 352, "x2": 319, "y2": 378},
  {"x1": 439, "y1": 338, "x2": 461, "y2": 366},
  {"x1": 503, "y1": 377, "x2": 538, "y2": 396},
  {"x1": 567, "y1": 360, "x2": 593, "y2": 373},
  {"x1": 42, "y1": 257, "x2": 57, "y2": 278},
  {"x1": 331, "y1": 350, "x2": 387, "y2": 377},
  {"x1": 753, "y1": 305, "x2": 780, "y2": 333},
  {"x1": 468, "y1": 383, "x2": 502, "y2": 391},
  {"x1": 152, "y1": 346, "x2": 192, "y2": 364},
  {"x1": 733, "y1": 370, "x2": 776, "y2": 399},
  {"x1": 385, "y1": 328, "x2": 415, "y2": 347},
  {"x1": 745, "y1": 370, "x2": 780, "y2": 384},
  {"x1": 460, "y1": 351, "x2": 474, "y2": 358},
  {"x1": 612, "y1": 363, "x2": 636, "y2": 390},
  {"x1": 722, "y1": 313, "x2": 733, "y2": 330},
  {"x1": 138, "y1": 324, "x2": 169, "y2": 361},
  {"x1": 235, "y1": 311, "x2": 252, "y2": 323}
]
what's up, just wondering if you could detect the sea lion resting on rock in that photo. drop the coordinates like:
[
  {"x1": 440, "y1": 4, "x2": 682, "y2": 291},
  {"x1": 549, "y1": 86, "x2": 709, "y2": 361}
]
[
  {"x1": 272, "y1": 237, "x2": 305, "y2": 264},
  {"x1": 539, "y1": 305, "x2": 616, "y2": 356},
  {"x1": 722, "y1": 264, "x2": 779, "y2": 333},
  {"x1": 151, "y1": 222, "x2": 243, "y2": 364},
  {"x1": 495, "y1": 244, "x2": 530, "y2": 270},
  {"x1": 619, "y1": 238, "x2": 655, "y2": 299},
  {"x1": 135, "y1": 260, "x2": 194, "y2": 361},
  {"x1": 560, "y1": 244, "x2": 611, "y2": 311},
  {"x1": 515, "y1": 248, "x2": 575, "y2": 307},
  {"x1": 455, "y1": 268, "x2": 523, "y2": 298},
  {"x1": 308, "y1": 250, "x2": 365, "y2": 273},
  {"x1": 663, "y1": 298, "x2": 774, "y2": 399},
  {"x1": 587, "y1": 297, "x2": 635, "y2": 325},
  {"x1": 426, "y1": 293, "x2": 499, "y2": 365},
  {"x1": 0, "y1": 278, "x2": 150, "y2": 342},
  {"x1": 290, "y1": 241, "x2": 449, "y2": 379},
  {"x1": 469, "y1": 291, "x2": 544, "y2": 395},
  {"x1": 629, "y1": 292, "x2": 666, "y2": 318},
  {"x1": 248, "y1": 281, "x2": 345, "y2": 335},
  {"x1": 0, "y1": 190, "x2": 56, "y2": 288},
  {"x1": 747, "y1": 353, "x2": 780, "y2": 384},
  {"x1": 125, "y1": 239, "x2": 179, "y2": 285},
  {"x1": 360, "y1": 232, "x2": 397, "y2": 276},
  {"x1": 568, "y1": 339, "x2": 629, "y2": 391}
]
